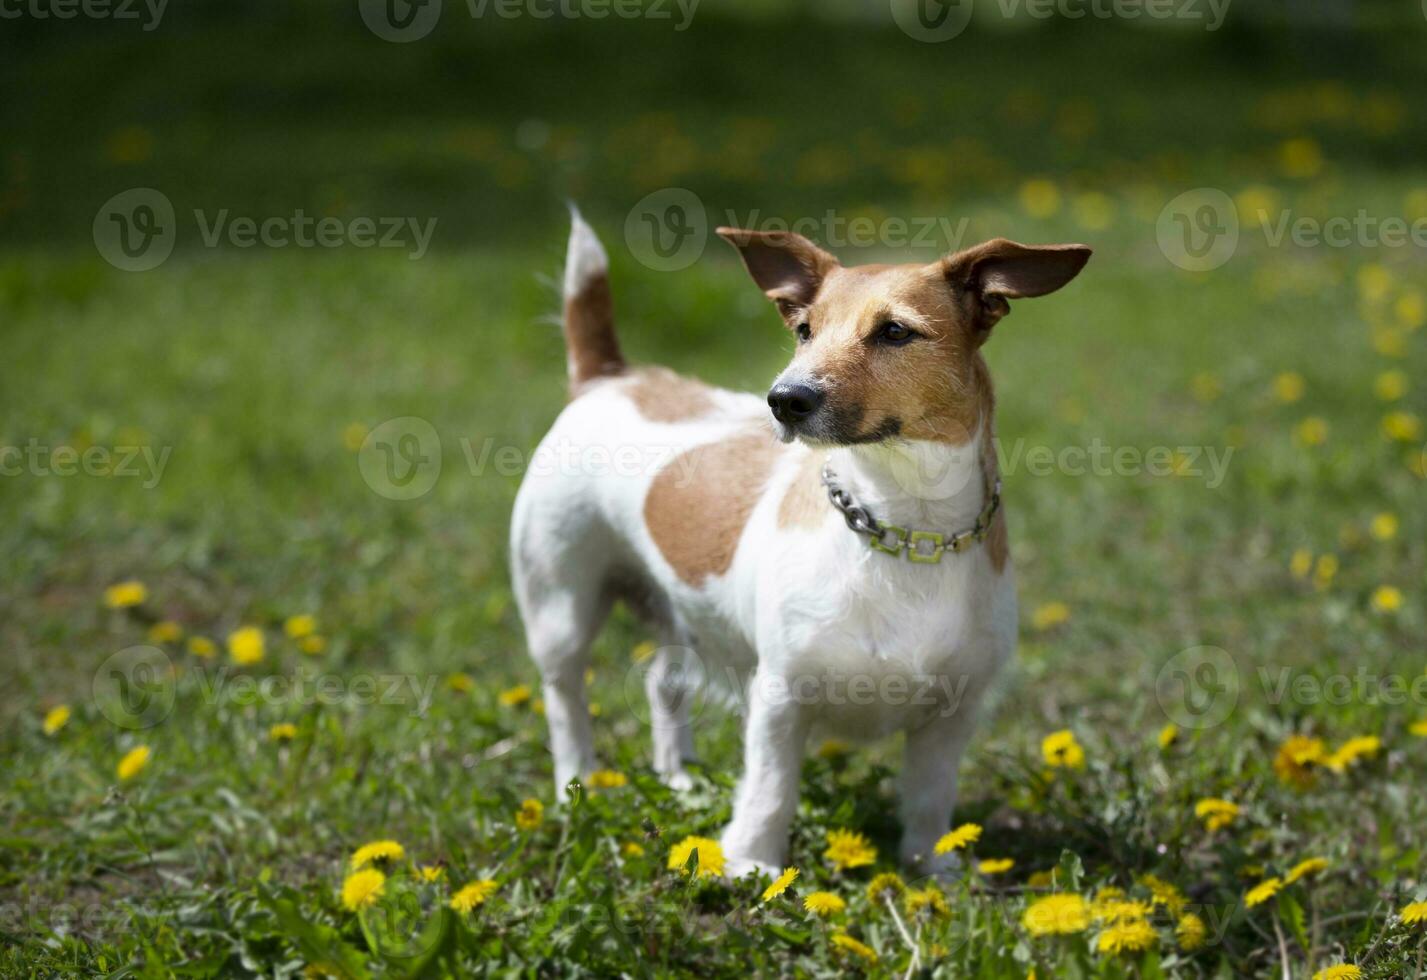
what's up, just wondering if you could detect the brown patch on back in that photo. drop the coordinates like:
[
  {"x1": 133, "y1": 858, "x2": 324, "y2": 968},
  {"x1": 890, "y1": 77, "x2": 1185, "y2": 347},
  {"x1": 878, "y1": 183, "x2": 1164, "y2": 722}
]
[
  {"x1": 777, "y1": 452, "x2": 829, "y2": 530},
  {"x1": 644, "y1": 430, "x2": 782, "y2": 585},
  {"x1": 622, "y1": 366, "x2": 717, "y2": 423}
]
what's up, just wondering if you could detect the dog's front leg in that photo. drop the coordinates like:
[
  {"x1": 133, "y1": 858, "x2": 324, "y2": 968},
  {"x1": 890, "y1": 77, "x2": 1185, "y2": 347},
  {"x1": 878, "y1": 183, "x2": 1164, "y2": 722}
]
[
  {"x1": 720, "y1": 674, "x2": 808, "y2": 878},
  {"x1": 898, "y1": 701, "x2": 982, "y2": 877}
]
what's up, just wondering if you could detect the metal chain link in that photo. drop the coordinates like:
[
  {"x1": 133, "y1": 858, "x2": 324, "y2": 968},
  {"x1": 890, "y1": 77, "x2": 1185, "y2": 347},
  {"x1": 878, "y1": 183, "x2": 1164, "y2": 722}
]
[{"x1": 821, "y1": 461, "x2": 1001, "y2": 563}]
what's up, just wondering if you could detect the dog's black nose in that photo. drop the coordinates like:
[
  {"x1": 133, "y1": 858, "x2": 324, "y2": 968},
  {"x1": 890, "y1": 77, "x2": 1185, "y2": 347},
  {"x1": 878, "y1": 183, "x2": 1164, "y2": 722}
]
[{"x1": 767, "y1": 382, "x2": 824, "y2": 425}]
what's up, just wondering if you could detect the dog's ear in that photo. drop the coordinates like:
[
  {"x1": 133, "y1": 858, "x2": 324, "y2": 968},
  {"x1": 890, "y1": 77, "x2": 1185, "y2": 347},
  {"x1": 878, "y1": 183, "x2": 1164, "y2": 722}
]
[
  {"x1": 716, "y1": 227, "x2": 838, "y2": 317},
  {"x1": 942, "y1": 238, "x2": 1091, "y2": 334}
]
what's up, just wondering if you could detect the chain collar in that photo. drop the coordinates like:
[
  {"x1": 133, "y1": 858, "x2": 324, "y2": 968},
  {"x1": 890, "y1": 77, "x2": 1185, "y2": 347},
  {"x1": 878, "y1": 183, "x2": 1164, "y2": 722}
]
[{"x1": 821, "y1": 461, "x2": 1001, "y2": 564}]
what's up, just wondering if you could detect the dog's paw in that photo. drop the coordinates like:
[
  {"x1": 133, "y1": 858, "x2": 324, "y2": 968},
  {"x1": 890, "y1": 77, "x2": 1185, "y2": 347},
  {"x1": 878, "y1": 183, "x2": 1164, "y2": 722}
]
[{"x1": 659, "y1": 769, "x2": 696, "y2": 792}]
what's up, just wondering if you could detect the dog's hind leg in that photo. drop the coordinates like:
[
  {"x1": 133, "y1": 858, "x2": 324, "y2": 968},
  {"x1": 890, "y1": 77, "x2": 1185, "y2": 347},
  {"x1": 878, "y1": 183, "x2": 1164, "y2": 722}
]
[
  {"x1": 521, "y1": 584, "x2": 611, "y2": 797},
  {"x1": 644, "y1": 640, "x2": 699, "y2": 790}
]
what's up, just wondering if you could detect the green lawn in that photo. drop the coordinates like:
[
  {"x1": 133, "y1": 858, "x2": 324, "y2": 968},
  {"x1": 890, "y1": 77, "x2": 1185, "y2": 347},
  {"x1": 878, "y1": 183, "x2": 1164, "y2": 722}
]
[{"x1": 2, "y1": 4, "x2": 1426, "y2": 977}]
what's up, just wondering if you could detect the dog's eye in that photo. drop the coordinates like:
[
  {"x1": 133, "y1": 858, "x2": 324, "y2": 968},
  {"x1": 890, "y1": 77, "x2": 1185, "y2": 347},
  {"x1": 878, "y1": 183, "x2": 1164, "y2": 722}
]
[
  {"x1": 878, "y1": 321, "x2": 915, "y2": 345},
  {"x1": 796, "y1": 323, "x2": 811, "y2": 343}
]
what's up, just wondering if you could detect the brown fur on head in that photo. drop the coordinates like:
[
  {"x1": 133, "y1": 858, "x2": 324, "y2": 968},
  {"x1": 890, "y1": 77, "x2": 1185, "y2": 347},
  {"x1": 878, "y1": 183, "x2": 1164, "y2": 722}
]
[{"x1": 717, "y1": 227, "x2": 1091, "y2": 446}]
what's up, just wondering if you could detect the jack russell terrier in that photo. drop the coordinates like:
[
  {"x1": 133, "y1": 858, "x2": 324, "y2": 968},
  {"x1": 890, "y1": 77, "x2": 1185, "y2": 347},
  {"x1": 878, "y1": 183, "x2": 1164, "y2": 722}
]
[{"x1": 511, "y1": 210, "x2": 1090, "y2": 877}]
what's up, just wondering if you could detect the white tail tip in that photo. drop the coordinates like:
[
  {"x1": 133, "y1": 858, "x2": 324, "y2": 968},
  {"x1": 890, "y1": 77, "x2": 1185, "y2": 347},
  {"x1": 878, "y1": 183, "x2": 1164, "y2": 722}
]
[{"x1": 564, "y1": 206, "x2": 608, "y2": 299}]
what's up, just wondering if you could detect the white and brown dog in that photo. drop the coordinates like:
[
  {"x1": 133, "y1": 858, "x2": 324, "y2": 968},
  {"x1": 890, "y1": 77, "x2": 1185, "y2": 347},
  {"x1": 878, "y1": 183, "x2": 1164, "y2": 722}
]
[{"x1": 511, "y1": 211, "x2": 1089, "y2": 877}]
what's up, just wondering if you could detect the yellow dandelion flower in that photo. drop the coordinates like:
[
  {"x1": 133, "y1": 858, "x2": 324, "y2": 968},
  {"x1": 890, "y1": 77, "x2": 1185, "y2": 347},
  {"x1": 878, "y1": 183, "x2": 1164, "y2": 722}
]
[
  {"x1": 1190, "y1": 372, "x2": 1222, "y2": 403},
  {"x1": 1194, "y1": 798, "x2": 1240, "y2": 832},
  {"x1": 824, "y1": 828, "x2": 877, "y2": 870},
  {"x1": 1042, "y1": 730, "x2": 1085, "y2": 770},
  {"x1": 1097, "y1": 919, "x2": 1157, "y2": 955},
  {"x1": 1371, "y1": 585, "x2": 1403, "y2": 614},
  {"x1": 350, "y1": 840, "x2": 404, "y2": 869},
  {"x1": 1245, "y1": 877, "x2": 1283, "y2": 908},
  {"x1": 586, "y1": 769, "x2": 627, "y2": 790},
  {"x1": 418, "y1": 865, "x2": 444, "y2": 882},
  {"x1": 1312, "y1": 965, "x2": 1361, "y2": 980},
  {"x1": 117, "y1": 745, "x2": 151, "y2": 781},
  {"x1": 667, "y1": 836, "x2": 725, "y2": 879},
  {"x1": 1026, "y1": 871, "x2": 1054, "y2": 889},
  {"x1": 1313, "y1": 553, "x2": 1338, "y2": 591},
  {"x1": 761, "y1": 867, "x2": 799, "y2": 902},
  {"x1": 1398, "y1": 289, "x2": 1426, "y2": 329},
  {"x1": 631, "y1": 640, "x2": 657, "y2": 663},
  {"x1": 103, "y1": 580, "x2": 148, "y2": 609},
  {"x1": 498, "y1": 684, "x2": 532, "y2": 707},
  {"x1": 1289, "y1": 548, "x2": 1314, "y2": 579},
  {"x1": 1140, "y1": 875, "x2": 1187, "y2": 916},
  {"x1": 268, "y1": 722, "x2": 298, "y2": 742},
  {"x1": 1091, "y1": 887, "x2": 1125, "y2": 915},
  {"x1": 446, "y1": 672, "x2": 474, "y2": 692},
  {"x1": 227, "y1": 626, "x2": 265, "y2": 666},
  {"x1": 816, "y1": 739, "x2": 852, "y2": 759},
  {"x1": 1325, "y1": 735, "x2": 1381, "y2": 772},
  {"x1": 342, "y1": 422, "x2": 368, "y2": 452},
  {"x1": 1383, "y1": 411, "x2": 1423, "y2": 442},
  {"x1": 867, "y1": 873, "x2": 905, "y2": 903},
  {"x1": 1272, "y1": 371, "x2": 1306, "y2": 403},
  {"x1": 42, "y1": 705, "x2": 71, "y2": 735},
  {"x1": 1279, "y1": 137, "x2": 1323, "y2": 178},
  {"x1": 284, "y1": 614, "x2": 317, "y2": 639},
  {"x1": 905, "y1": 886, "x2": 949, "y2": 918},
  {"x1": 1400, "y1": 901, "x2": 1427, "y2": 925},
  {"x1": 1096, "y1": 899, "x2": 1151, "y2": 924},
  {"x1": 514, "y1": 798, "x2": 544, "y2": 831},
  {"x1": 1374, "y1": 369, "x2": 1408, "y2": 402},
  {"x1": 1177, "y1": 912, "x2": 1207, "y2": 951},
  {"x1": 1357, "y1": 263, "x2": 1394, "y2": 302},
  {"x1": 147, "y1": 620, "x2": 183, "y2": 644},
  {"x1": 186, "y1": 636, "x2": 216, "y2": 658},
  {"x1": 1019, "y1": 179, "x2": 1062, "y2": 219},
  {"x1": 830, "y1": 932, "x2": 877, "y2": 963},
  {"x1": 978, "y1": 858, "x2": 1015, "y2": 875},
  {"x1": 1274, "y1": 735, "x2": 1326, "y2": 788},
  {"x1": 803, "y1": 891, "x2": 846, "y2": 917},
  {"x1": 1157, "y1": 723, "x2": 1180, "y2": 750},
  {"x1": 340, "y1": 869, "x2": 385, "y2": 911},
  {"x1": 1031, "y1": 601, "x2": 1071, "y2": 631},
  {"x1": 299, "y1": 635, "x2": 326, "y2": 655},
  {"x1": 1410, "y1": 719, "x2": 1427, "y2": 738},
  {"x1": 935, "y1": 822, "x2": 982, "y2": 855},
  {"x1": 1294, "y1": 417, "x2": 1328, "y2": 447},
  {"x1": 1023, "y1": 894, "x2": 1091, "y2": 936},
  {"x1": 1369, "y1": 512, "x2": 1399, "y2": 541},
  {"x1": 622, "y1": 841, "x2": 645, "y2": 858},
  {"x1": 1285, "y1": 857, "x2": 1328, "y2": 884},
  {"x1": 449, "y1": 879, "x2": 499, "y2": 914}
]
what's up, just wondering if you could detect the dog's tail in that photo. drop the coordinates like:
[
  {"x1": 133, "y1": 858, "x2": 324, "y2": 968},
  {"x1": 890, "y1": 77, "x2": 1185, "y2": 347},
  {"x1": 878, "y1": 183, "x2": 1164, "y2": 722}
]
[{"x1": 562, "y1": 207, "x2": 624, "y2": 393}]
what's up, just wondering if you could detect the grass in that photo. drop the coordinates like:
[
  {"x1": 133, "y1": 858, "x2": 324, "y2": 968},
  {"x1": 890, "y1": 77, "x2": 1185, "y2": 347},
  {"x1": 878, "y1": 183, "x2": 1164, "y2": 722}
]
[{"x1": 2, "y1": 3, "x2": 1427, "y2": 977}]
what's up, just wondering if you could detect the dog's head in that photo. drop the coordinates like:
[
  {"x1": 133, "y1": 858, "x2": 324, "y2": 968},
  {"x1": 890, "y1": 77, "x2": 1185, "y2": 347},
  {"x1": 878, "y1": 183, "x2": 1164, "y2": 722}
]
[{"x1": 717, "y1": 228, "x2": 1091, "y2": 446}]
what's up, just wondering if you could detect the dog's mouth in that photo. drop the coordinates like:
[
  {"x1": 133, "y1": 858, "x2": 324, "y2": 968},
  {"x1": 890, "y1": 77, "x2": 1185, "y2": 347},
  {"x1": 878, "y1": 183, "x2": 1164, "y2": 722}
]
[{"x1": 771, "y1": 406, "x2": 902, "y2": 447}]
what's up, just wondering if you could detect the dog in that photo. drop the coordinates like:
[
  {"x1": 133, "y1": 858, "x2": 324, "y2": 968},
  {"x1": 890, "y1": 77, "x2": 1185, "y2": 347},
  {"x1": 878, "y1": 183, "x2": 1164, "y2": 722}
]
[{"x1": 510, "y1": 209, "x2": 1090, "y2": 877}]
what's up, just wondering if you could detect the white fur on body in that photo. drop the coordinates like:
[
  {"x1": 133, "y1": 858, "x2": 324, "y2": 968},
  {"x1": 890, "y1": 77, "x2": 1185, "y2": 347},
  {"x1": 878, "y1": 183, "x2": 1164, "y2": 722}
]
[{"x1": 510, "y1": 220, "x2": 1017, "y2": 877}]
